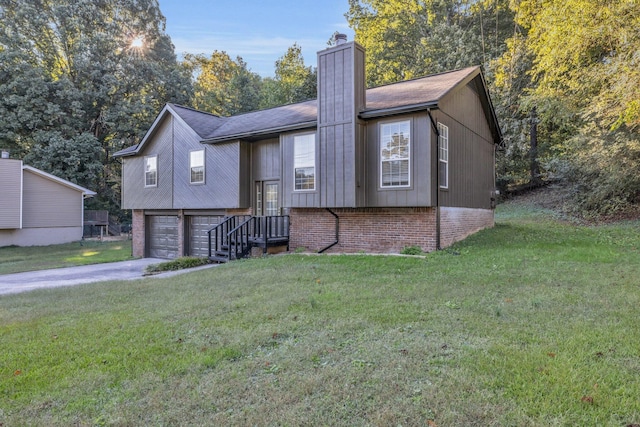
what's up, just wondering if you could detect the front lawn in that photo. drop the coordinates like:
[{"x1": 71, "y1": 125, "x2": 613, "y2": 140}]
[
  {"x1": 0, "y1": 239, "x2": 133, "y2": 275},
  {"x1": 1, "y1": 203, "x2": 639, "y2": 426}
]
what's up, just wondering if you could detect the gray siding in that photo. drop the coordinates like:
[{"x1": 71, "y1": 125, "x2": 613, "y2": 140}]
[
  {"x1": 364, "y1": 114, "x2": 433, "y2": 207},
  {"x1": 122, "y1": 116, "x2": 174, "y2": 209},
  {"x1": 435, "y1": 85, "x2": 495, "y2": 209},
  {"x1": 122, "y1": 113, "x2": 247, "y2": 210},
  {"x1": 0, "y1": 160, "x2": 22, "y2": 229},
  {"x1": 282, "y1": 131, "x2": 319, "y2": 208},
  {"x1": 251, "y1": 138, "x2": 280, "y2": 181},
  {"x1": 315, "y1": 41, "x2": 366, "y2": 208},
  {"x1": 22, "y1": 170, "x2": 82, "y2": 227}
]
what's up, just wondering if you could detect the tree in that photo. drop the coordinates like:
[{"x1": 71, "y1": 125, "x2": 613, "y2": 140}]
[
  {"x1": 260, "y1": 43, "x2": 316, "y2": 108},
  {"x1": 184, "y1": 51, "x2": 262, "y2": 116},
  {"x1": 346, "y1": 0, "x2": 514, "y2": 86},
  {"x1": 0, "y1": 0, "x2": 191, "y2": 216},
  {"x1": 502, "y1": 0, "x2": 640, "y2": 214}
]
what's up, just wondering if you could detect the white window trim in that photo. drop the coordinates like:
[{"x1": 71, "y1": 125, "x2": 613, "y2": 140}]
[
  {"x1": 293, "y1": 132, "x2": 316, "y2": 192},
  {"x1": 438, "y1": 123, "x2": 449, "y2": 189},
  {"x1": 380, "y1": 120, "x2": 411, "y2": 189},
  {"x1": 144, "y1": 155, "x2": 157, "y2": 188},
  {"x1": 189, "y1": 149, "x2": 205, "y2": 185}
]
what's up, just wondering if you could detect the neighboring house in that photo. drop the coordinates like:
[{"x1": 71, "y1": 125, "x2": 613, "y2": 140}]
[
  {"x1": 0, "y1": 157, "x2": 96, "y2": 247},
  {"x1": 114, "y1": 38, "x2": 501, "y2": 260}
]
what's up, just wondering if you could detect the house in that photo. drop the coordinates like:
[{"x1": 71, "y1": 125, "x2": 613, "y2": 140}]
[
  {"x1": 0, "y1": 156, "x2": 97, "y2": 247},
  {"x1": 114, "y1": 37, "x2": 500, "y2": 260}
]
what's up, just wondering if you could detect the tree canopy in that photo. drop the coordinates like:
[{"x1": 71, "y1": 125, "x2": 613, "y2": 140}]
[{"x1": 0, "y1": 0, "x2": 191, "y2": 215}]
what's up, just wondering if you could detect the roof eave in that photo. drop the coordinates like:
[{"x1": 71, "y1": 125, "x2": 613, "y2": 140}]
[
  {"x1": 202, "y1": 121, "x2": 317, "y2": 144},
  {"x1": 359, "y1": 102, "x2": 439, "y2": 120}
]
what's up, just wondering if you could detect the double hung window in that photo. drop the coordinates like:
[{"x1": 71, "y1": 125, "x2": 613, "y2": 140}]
[
  {"x1": 190, "y1": 150, "x2": 205, "y2": 184},
  {"x1": 145, "y1": 155, "x2": 157, "y2": 187},
  {"x1": 380, "y1": 121, "x2": 410, "y2": 188},
  {"x1": 294, "y1": 133, "x2": 316, "y2": 191}
]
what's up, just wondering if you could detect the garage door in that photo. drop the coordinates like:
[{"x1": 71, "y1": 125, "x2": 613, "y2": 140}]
[
  {"x1": 147, "y1": 215, "x2": 179, "y2": 259},
  {"x1": 188, "y1": 216, "x2": 223, "y2": 257}
]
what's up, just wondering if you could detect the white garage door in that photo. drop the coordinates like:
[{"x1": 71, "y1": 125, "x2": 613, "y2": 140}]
[
  {"x1": 188, "y1": 216, "x2": 223, "y2": 257},
  {"x1": 147, "y1": 215, "x2": 179, "y2": 259}
]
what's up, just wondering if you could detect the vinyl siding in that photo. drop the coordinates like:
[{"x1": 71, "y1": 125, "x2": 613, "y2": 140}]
[
  {"x1": 251, "y1": 138, "x2": 280, "y2": 181},
  {"x1": 22, "y1": 169, "x2": 82, "y2": 228},
  {"x1": 0, "y1": 160, "x2": 22, "y2": 229},
  {"x1": 282, "y1": 131, "x2": 319, "y2": 208}
]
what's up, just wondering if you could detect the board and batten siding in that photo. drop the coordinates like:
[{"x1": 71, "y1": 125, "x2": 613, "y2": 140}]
[
  {"x1": 0, "y1": 159, "x2": 23, "y2": 229},
  {"x1": 281, "y1": 131, "x2": 319, "y2": 208},
  {"x1": 434, "y1": 84, "x2": 496, "y2": 210},
  {"x1": 22, "y1": 169, "x2": 82, "y2": 228},
  {"x1": 251, "y1": 138, "x2": 280, "y2": 181},
  {"x1": 364, "y1": 114, "x2": 433, "y2": 208},
  {"x1": 316, "y1": 41, "x2": 366, "y2": 208}
]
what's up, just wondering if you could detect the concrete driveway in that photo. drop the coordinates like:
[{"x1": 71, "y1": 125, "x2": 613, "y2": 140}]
[{"x1": 0, "y1": 258, "x2": 218, "y2": 296}]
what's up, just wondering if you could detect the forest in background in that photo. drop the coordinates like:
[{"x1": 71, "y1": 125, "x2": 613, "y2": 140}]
[{"x1": 1, "y1": 0, "x2": 638, "y2": 220}]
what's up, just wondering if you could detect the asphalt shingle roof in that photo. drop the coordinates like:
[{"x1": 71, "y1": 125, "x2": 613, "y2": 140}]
[{"x1": 113, "y1": 65, "x2": 493, "y2": 156}]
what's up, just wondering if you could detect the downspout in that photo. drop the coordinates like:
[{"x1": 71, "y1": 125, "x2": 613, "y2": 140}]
[
  {"x1": 318, "y1": 208, "x2": 339, "y2": 253},
  {"x1": 426, "y1": 109, "x2": 441, "y2": 251}
]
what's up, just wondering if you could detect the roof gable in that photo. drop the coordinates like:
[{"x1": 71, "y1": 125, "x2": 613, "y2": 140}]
[
  {"x1": 114, "y1": 65, "x2": 501, "y2": 153},
  {"x1": 23, "y1": 165, "x2": 96, "y2": 196}
]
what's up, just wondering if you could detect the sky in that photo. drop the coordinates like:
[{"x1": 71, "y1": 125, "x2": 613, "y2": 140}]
[{"x1": 157, "y1": 0, "x2": 355, "y2": 77}]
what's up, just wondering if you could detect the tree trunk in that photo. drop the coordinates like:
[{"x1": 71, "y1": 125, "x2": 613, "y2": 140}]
[{"x1": 530, "y1": 107, "x2": 541, "y2": 185}]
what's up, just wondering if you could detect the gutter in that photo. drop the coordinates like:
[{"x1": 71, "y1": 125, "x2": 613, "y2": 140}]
[
  {"x1": 359, "y1": 101, "x2": 438, "y2": 120},
  {"x1": 202, "y1": 121, "x2": 317, "y2": 144},
  {"x1": 426, "y1": 108, "x2": 442, "y2": 251},
  {"x1": 318, "y1": 208, "x2": 339, "y2": 253}
]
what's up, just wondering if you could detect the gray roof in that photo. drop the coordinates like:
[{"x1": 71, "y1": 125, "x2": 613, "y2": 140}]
[
  {"x1": 168, "y1": 104, "x2": 226, "y2": 138},
  {"x1": 114, "y1": 65, "x2": 498, "y2": 156},
  {"x1": 203, "y1": 100, "x2": 317, "y2": 143}
]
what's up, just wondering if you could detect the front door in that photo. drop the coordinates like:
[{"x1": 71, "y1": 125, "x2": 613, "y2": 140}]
[{"x1": 255, "y1": 181, "x2": 279, "y2": 216}]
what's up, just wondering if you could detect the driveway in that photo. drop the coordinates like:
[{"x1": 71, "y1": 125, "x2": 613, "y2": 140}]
[{"x1": 0, "y1": 258, "x2": 218, "y2": 295}]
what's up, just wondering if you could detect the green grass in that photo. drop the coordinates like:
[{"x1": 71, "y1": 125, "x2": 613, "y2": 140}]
[
  {"x1": 2, "y1": 203, "x2": 640, "y2": 426},
  {"x1": 0, "y1": 239, "x2": 133, "y2": 274}
]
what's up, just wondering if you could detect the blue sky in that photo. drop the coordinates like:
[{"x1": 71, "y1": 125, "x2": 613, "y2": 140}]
[{"x1": 157, "y1": 0, "x2": 355, "y2": 77}]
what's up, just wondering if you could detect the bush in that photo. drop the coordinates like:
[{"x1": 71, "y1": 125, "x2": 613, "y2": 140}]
[
  {"x1": 145, "y1": 257, "x2": 210, "y2": 273},
  {"x1": 400, "y1": 245, "x2": 423, "y2": 255}
]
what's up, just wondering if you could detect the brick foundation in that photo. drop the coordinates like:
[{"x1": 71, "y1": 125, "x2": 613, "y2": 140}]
[
  {"x1": 290, "y1": 207, "x2": 438, "y2": 253},
  {"x1": 132, "y1": 209, "x2": 145, "y2": 258},
  {"x1": 440, "y1": 207, "x2": 494, "y2": 247},
  {"x1": 290, "y1": 206, "x2": 493, "y2": 254}
]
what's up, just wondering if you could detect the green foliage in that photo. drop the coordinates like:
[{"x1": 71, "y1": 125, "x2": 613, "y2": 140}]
[
  {"x1": 0, "y1": 0, "x2": 191, "y2": 213},
  {"x1": 259, "y1": 43, "x2": 316, "y2": 108},
  {"x1": 145, "y1": 257, "x2": 211, "y2": 273},
  {"x1": 184, "y1": 51, "x2": 262, "y2": 116},
  {"x1": 347, "y1": 0, "x2": 514, "y2": 86},
  {"x1": 400, "y1": 245, "x2": 423, "y2": 255}
]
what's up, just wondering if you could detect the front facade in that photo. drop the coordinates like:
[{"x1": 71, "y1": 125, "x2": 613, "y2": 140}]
[
  {"x1": 115, "y1": 40, "x2": 500, "y2": 259},
  {"x1": 0, "y1": 158, "x2": 96, "y2": 247}
]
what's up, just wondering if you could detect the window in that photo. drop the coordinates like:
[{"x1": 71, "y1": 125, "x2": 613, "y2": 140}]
[
  {"x1": 145, "y1": 155, "x2": 157, "y2": 187},
  {"x1": 190, "y1": 149, "x2": 205, "y2": 184},
  {"x1": 294, "y1": 133, "x2": 315, "y2": 191},
  {"x1": 380, "y1": 120, "x2": 410, "y2": 187},
  {"x1": 438, "y1": 123, "x2": 449, "y2": 189}
]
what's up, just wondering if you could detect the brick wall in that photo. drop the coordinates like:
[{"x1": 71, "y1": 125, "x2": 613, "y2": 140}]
[
  {"x1": 132, "y1": 209, "x2": 145, "y2": 257},
  {"x1": 440, "y1": 207, "x2": 494, "y2": 248},
  {"x1": 290, "y1": 207, "x2": 438, "y2": 253},
  {"x1": 290, "y1": 207, "x2": 494, "y2": 254}
]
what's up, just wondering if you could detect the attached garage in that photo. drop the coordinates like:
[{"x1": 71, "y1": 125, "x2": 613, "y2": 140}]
[
  {"x1": 146, "y1": 215, "x2": 179, "y2": 259},
  {"x1": 187, "y1": 215, "x2": 223, "y2": 257}
]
